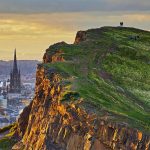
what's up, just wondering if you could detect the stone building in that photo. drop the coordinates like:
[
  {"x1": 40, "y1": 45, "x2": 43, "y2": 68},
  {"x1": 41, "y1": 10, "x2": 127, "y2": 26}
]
[{"x1": 9, "y1": 49, "x2": 21, "y2": 93}]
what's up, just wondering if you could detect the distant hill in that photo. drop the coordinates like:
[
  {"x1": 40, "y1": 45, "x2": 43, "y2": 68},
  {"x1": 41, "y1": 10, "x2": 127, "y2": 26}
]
[{"x1": 0, "y1": 60, "x2": 40, "y2": 75}]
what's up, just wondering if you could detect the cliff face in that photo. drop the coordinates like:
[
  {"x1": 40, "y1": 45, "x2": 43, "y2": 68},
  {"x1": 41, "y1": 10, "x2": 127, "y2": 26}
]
[
  {"x1": 13, "y1": 27, "x2": 150, "y2": 150},
  {"x1": 13, "y1": 66, "x2": 150, "y2": 150}
]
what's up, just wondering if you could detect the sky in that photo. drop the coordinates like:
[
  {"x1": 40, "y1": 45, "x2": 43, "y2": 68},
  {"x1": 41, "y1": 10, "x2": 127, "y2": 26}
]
[{"x1": 0, "y1": 0, "x2": 150, "y2": 60}]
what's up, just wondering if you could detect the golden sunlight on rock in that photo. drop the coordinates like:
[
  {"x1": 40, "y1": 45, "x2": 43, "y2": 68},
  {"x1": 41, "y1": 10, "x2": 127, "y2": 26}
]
[{"x1": 137, "y1": 131, "x2": 142, "y2": 141}]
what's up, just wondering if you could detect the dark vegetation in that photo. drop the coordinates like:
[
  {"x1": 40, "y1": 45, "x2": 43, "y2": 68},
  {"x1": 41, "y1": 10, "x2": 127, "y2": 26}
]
[
  {"x1": 0, "y1": 123, "x2": 17, "y2": 149},
  {"x1": 0, "y1": 124, "x2": 14, "y2": 134},
  {"x1": 62, "y1": 92, "x2": 80, "y2": 101}
]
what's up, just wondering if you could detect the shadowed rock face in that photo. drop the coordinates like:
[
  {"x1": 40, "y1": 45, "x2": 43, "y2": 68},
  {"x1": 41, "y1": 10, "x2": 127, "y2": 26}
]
[
  {"x1": 14, "y1": 101, "x2": 33, "y2": 138},
  {"x1": 12, "y1": 27, "x2": 150, "y2": 150},
  {"x1": 74, "y1": 31, "x2": 87, "y2": 44}
]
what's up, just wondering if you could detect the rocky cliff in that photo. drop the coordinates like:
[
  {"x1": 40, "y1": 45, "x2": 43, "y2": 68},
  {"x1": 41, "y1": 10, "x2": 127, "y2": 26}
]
[{"x1": 12, "y1": 27, "x2": 150, "y2": 150}]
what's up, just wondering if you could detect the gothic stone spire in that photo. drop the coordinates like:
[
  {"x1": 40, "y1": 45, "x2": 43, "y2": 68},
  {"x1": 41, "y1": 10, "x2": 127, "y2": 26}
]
[
  {"x1": 9, "y1": 49, "x2": 21, "y2": 93},
  {"x1": 13, "y1": 49, "x2": 18, "y2": 74}
]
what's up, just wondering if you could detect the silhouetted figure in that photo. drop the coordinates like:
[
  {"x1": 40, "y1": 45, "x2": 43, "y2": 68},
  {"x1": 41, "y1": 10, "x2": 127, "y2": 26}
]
[
  {"x1": 120, "y1": 22, "x2": 123, "y2": 27},
  {"x1": 129, "y1": 35, "x2": 140, "y2": 40}
]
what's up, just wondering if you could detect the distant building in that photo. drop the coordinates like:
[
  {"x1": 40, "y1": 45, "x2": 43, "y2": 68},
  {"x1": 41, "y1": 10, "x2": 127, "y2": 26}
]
[
  {"x1": 9, "y1": 49, "x2": 21, "y2": 93},
  {"x1": 0, "y1": 81, "x2": 3, "y2": 88}
]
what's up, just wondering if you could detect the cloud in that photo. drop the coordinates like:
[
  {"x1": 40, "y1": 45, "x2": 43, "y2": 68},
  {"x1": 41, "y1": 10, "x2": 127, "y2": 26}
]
[
  {"x1": 0, "y1": 0, "x2": 149, "y2": 13},
  {"x1": 0, "y1": 11, "x2": 150, "y2": 60}
]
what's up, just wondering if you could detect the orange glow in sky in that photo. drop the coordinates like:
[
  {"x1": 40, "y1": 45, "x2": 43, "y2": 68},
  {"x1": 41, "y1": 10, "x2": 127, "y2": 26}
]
[{"x1": 0, "y1": 12, "x2": 150, "y2": 60}]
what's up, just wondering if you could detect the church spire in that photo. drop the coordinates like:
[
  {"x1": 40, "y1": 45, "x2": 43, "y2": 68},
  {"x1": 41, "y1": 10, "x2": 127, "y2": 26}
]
[
  {"x1": 9, "y1": 49, "x2": 21, "y2": 93},
  {"x1": 13, "y1": 49, "x2": 18, "y2": 73}
]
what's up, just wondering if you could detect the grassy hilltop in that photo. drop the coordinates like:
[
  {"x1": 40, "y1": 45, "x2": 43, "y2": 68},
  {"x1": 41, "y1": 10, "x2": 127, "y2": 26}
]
[
  {"x1": 44, "y1": 26, "x2": 150, "y2": 133},
  {"x1": 0, "y1": 26, "x2": 149, "y2": 150}
]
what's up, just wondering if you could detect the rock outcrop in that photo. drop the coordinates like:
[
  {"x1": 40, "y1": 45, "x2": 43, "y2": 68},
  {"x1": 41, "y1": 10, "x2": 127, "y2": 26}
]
[
  {"x1": 12, "y1": 27, "x2": 150, "y2": 150},
  {"x1": 43, "y1": 42, "x2": 66, "y2": 63},
  {"x1": 74, "y1": 31, "x2": 87, "y2": 44}
]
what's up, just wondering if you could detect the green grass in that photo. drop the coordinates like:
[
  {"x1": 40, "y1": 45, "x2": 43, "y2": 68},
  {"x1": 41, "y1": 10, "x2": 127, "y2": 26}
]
[
  {"x1": 0, "y1": 124, "x2": 14, "y2": 134},
  {"x1": 0, "y1": 123, "x2": 17, "y2": 150},
  {"x1": 0, "y1": 137, "x2": 16, "y2": 150},
  {"x1": 43, "y1": 26, "x2": 150, "y2": 133}
]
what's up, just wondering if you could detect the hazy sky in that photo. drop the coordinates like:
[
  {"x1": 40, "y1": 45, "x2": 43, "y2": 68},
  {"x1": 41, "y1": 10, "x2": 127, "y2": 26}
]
[{"x1": 0, "y1": 0, "x2": 150, "y2": 60}]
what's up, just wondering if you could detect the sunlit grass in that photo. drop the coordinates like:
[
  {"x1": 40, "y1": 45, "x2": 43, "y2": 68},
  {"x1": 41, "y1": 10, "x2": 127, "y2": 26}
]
[{"x1": 43, "y1": 26, "x2": 150, "y2": 132}]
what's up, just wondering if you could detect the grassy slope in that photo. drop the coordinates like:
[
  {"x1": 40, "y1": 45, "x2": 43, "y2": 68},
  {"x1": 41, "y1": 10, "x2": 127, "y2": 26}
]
[
  {"x1": 0, "y1": 124, "x2": 17, "y2": 149},
  {"x1": 44, "y1": 27, "x2": 150, "y2": 133}
]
